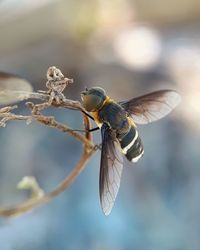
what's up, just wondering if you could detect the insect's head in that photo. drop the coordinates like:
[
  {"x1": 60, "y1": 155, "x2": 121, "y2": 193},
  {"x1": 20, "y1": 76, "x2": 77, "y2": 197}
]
[{"x1": 81, "y1": 87, "x2": 106, "y2": 112}]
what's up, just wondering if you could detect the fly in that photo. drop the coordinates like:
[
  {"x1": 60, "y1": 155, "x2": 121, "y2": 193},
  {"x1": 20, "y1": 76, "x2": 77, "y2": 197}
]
[{"x1": 81, "y1": 87, "x2": 181, "y2": 215}]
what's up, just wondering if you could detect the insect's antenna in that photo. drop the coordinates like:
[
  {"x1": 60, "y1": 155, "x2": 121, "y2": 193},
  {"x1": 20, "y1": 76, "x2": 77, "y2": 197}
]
[{"x1": 81, "y1": 110, "x2": 94, "y2": 120}]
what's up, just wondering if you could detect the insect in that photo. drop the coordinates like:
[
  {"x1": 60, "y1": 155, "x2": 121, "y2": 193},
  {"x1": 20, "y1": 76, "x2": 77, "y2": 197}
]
[{"x1": 81, "y1": 87, "x2": 181, "y2": 215}]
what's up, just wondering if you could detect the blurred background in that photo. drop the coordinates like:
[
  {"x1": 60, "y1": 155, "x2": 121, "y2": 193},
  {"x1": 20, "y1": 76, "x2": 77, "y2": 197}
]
[{"x1": 0, "y1": 0, "x2": 200, "y2": 249}]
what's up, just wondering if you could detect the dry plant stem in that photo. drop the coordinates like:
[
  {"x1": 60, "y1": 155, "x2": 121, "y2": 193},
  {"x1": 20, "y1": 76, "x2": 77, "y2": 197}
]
[
  {"x1": 27, "y1": 97, "x2": 94, "y2": 148},
  {"x1": 0, "y1": 111, "x2": 92, "y2": 148},
  {"x1": 34, "y1": 114, "x2": 93, "y2": 148},
  {"x1": 21, "y1": 91, "x2": 84, "y2": 111},
  {"x1": 0, "y1": 66, "x2": 97, "y2": 217},
  {"x1": 0, "y1": 101, "x2": 93, "y2": 148}
]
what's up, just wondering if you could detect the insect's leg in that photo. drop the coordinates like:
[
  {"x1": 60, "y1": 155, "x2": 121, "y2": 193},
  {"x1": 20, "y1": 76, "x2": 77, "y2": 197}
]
[
  {"x1": 81, "y1": 110, "x2": 94, "y2": 120},
  {"x1": 88, "y1": 127, "x2": 99, "y2": 132},
  {"x1": 71, "y1": 127, "x2": 99, "y2": 133}
]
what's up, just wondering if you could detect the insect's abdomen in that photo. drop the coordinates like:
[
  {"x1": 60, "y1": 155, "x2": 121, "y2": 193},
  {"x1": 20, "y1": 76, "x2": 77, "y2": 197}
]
[{"x1": 120, "y1": 125, "x2": 144, "y2": 162}]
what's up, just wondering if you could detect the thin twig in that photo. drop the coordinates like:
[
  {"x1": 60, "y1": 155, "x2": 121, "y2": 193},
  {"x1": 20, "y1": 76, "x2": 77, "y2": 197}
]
[{"x1": 0, "y1": 149, "x2": 95, "y2": 217}]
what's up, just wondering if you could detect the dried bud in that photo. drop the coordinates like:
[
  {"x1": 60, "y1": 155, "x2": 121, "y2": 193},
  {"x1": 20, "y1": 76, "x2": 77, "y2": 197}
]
[{"x1": 47, "y1": 66, "x2": 64, "y2": 81}]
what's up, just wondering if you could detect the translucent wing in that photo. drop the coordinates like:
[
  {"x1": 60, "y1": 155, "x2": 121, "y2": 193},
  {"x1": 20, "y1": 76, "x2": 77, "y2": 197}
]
[
  {"x1": 0, "y1": 72, "x2": 33, "y2": 105},
  {"x1": 99, "y1": 123, "x2": 123, "y2": 216},
  {"x1": 119, "y1": 90, "x2": 181, "y2": 124}
]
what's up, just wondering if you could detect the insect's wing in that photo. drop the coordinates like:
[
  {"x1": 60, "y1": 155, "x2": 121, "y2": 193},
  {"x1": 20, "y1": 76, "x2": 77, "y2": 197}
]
[
  {"x1": 99, "y1": 123, "x2": 123, "y2": 216},
  {"x1": 119, "y1": 90, "x2": 181, "y2": 124},
  {"x1": 0, "y1": 72, "x2": 33, "y2": 105}
]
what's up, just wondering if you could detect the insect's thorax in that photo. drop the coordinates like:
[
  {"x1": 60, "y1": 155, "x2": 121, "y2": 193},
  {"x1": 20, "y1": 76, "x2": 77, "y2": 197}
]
[
  {"x1": 92, "y1": 97, "x2": 130, "y2": 133},
  {"x1": 91, "y1": 97, "x2": 144, "y2": 163}
]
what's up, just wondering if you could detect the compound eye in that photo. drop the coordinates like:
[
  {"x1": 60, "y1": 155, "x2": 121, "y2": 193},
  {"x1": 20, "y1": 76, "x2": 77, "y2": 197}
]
[{"x1": 81, "y1": 94, "x2": 101, "y2": 112}]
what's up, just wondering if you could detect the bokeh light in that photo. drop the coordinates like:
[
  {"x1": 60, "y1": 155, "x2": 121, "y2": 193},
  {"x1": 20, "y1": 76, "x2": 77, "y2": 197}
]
[
  {"x1": 113, "y1": 26, "x2": 162, "y2": 70},
  {"x1": 167, "y1": 45, "x2": 200, "y2": 129}
]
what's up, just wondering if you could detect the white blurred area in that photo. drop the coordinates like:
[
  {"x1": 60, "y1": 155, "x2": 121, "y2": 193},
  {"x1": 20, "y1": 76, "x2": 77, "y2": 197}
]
[
  {"x1": 167, "y1": 45, "x2": 200, "y2": 130},
  {"x1": 113, "y1": 26, "x2": 162, "y2": 70}
]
